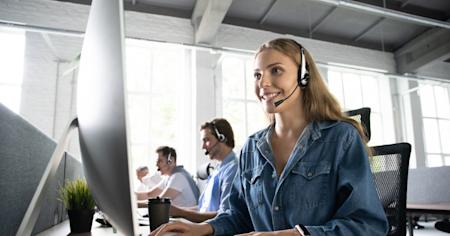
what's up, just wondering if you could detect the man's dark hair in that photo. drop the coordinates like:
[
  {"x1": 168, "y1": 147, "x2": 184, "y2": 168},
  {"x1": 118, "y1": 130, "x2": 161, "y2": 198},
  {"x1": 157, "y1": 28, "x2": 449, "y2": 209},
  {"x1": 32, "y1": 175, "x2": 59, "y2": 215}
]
[
  {"x1": 200, "y1": 118, "x2": 235, "y2": 148},
  {"x1": 156, "y1": 146, "x2": 177, "y2": 163}
]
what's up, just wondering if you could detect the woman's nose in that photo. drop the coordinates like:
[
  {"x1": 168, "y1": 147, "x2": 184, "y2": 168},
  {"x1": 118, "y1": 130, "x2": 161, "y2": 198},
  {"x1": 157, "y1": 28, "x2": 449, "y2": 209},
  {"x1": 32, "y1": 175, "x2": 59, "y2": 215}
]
[{"x1": 259, "y1": 74, "x2": 271, "y2": 87}]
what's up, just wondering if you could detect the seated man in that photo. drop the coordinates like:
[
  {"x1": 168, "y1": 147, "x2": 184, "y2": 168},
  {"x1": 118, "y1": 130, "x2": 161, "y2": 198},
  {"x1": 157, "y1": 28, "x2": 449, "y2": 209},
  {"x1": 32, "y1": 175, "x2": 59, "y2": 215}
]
[
  {"x1": 169, "y1": 118, "x2": 238, "y2": 222},
  {"x1": 136, "y1": 146, "x2": 199, "y2": 207}
]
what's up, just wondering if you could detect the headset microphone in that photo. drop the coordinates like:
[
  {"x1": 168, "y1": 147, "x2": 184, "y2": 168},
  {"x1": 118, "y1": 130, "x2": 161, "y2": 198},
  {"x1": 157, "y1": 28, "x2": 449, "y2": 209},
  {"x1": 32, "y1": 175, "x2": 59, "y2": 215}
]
[
  {"x1": 274, "y1": 84, "x2": 298, "y2": 107},
  {"x1": 273, "y1": 44, "x2": 309, "y2": 108},
  {"x1": 204, "y1": 121, "x2": 226, "y2": 155},
  {"x1": 204, "y1": 140, "x2": 220, "y2": 155}
]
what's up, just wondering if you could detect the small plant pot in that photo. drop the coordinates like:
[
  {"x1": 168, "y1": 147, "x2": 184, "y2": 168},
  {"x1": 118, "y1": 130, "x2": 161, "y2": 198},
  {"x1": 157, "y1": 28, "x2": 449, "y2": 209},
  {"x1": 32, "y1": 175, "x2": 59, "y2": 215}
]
[{"x1": 67, "y1": 209, "x2": 95, "y2": 233}]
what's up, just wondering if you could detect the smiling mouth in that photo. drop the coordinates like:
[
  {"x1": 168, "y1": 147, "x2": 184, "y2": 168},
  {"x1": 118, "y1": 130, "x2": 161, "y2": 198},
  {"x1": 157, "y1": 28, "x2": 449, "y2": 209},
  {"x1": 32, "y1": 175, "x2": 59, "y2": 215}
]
[{"x1": 261, "y1": 92, "x2": 280, "y2": 101}]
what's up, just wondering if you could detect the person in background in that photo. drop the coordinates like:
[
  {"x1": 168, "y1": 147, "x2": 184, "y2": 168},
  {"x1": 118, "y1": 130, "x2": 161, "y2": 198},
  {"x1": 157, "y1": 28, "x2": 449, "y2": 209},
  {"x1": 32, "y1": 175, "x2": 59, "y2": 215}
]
[
  {"x1": 169, "y1": 118, "x2": 238, "y2": 222},
  {"x1": 136, "y1": 146, "x2": 199, "y2": 207},
  {"x1": 135, "y1": 166, "x2": 149, "y2": 192},
  {"x1": 150, "y1": 38, "x2": 388, "y2": 236}
]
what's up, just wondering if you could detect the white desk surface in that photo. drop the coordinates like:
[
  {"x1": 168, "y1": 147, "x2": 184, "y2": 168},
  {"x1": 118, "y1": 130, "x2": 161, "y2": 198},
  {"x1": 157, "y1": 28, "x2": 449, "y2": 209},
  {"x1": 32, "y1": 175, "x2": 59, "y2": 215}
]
[
  {"x1": 36, "y1": 220, "x2": 151, "y2": 236},
  {"x1": 36, "y1": 215, "x2": 186, "y2": 236}
]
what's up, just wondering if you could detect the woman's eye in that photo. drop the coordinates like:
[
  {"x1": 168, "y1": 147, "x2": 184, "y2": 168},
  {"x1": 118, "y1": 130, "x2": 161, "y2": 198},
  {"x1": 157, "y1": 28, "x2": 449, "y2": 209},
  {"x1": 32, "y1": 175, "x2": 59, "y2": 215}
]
[
  {"x1": 254, "y1": 72, "x2": 261, "y2": 80},
  {"x1": 271, "y1": 67, "x2": 282, "y2": 75}
]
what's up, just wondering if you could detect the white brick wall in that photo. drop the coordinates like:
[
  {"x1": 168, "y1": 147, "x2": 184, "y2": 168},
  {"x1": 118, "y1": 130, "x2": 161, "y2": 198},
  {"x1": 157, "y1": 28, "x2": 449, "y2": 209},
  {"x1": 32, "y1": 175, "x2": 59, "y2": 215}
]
[{"x1": 20, "y1": 32, "x2": 59, "y2": 135}]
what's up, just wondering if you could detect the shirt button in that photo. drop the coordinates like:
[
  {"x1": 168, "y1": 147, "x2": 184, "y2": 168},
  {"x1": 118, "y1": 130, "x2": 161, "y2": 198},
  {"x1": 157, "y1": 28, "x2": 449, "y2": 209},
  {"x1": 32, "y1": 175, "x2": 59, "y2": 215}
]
[
  {"x1": 307, "y1": 172, "x2": 313, "y2": 177},
  {"x1": 274, "y1": 206, "x2": 280, "y2": 211}
]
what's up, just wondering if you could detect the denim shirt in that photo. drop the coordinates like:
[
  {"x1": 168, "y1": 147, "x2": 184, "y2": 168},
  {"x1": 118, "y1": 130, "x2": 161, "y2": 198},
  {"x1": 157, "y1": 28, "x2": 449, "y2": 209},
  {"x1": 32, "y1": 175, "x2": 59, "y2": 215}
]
[
  {"x1": 208, "y1": 121, "x2": 389, "y2": 236},
  {"x1": 199, "y1": 151, "x2": 238, "y2": 213}
]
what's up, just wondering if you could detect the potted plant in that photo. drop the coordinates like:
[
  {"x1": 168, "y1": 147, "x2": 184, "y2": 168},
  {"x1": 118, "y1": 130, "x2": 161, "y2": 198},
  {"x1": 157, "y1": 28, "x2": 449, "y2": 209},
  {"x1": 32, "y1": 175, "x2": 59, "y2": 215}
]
[{"x1": 59, "y1": 178, "x2": 96, "y2": 233}]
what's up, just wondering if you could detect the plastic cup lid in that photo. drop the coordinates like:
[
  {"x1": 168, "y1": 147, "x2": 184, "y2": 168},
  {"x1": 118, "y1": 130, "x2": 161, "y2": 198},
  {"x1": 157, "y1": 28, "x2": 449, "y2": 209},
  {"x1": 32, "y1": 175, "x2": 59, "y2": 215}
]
[{"x1": 148, "y1": 196, "x2": 171, "y2": 203}]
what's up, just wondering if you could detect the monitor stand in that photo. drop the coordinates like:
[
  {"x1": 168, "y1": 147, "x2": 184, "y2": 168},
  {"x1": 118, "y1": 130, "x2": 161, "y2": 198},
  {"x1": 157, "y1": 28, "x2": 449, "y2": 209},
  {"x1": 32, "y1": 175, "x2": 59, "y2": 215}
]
[{"x1": 15, "y1": 118, "x2": 79, "y2": 236}]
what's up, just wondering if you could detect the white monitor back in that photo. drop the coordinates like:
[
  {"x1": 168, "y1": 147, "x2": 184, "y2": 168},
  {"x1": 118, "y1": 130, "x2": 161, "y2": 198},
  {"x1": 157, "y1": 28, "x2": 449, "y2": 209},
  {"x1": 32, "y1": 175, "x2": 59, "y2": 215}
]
[{"x1": 77, "y1": 0, "x2": 137, "y2": 235}]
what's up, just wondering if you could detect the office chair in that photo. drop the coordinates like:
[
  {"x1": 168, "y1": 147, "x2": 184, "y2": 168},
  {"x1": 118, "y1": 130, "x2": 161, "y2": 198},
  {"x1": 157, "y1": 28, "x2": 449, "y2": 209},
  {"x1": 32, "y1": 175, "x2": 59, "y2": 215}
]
[
  {"x1": 345, "y1": 107, "x2": 371, "y2": 141},
  {"x1": 370, "y1": 143, "x2": 411, "y2": 236},
  {"x1": 196, "y1": 162, "x2": 214, "y2": 180}
]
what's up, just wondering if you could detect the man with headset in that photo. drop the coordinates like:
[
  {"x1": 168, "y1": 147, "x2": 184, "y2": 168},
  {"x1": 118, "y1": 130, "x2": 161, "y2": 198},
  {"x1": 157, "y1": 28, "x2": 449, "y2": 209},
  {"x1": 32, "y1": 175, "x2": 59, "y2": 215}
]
[
  {"x1": 136, "y1": 146, "x2": 200, "y2": 207},
  {"x1": 169, "y1": 118, "x2": 238, "y2": 222}
]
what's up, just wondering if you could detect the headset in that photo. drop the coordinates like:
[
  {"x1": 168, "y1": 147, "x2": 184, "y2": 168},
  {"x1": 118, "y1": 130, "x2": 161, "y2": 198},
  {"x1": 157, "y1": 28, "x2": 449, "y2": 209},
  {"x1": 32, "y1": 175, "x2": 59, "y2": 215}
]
[
  {"x1": 295, "y1": 43, "x2": 310, "y2": 88},
  {"x1": 211, "y1": 122, "x2": 226, "y2": 143},
  {"x1": 273, "y1": 42, "x2": 310, "y2": 107},
  {"x1": 204, "y1": 122, "x2": 226, "y2": 156},
  {"x1": 167, "y1": 149, "x2": 174, "y2": 164}
]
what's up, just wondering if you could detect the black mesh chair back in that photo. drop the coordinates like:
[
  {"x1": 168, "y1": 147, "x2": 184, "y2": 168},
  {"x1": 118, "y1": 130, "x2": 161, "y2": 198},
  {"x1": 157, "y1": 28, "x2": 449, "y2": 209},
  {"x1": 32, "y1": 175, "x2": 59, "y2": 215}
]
[
  {"x1": 345, "y1": 107, "x2": 371, "y2": 141},
  {"x1": 370, "y1": 143, "x2": 411, "y2": 236}
]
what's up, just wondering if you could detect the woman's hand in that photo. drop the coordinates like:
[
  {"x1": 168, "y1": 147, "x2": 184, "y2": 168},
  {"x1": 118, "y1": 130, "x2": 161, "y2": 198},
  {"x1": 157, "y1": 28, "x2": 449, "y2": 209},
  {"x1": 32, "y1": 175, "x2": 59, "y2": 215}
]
[
  {"x1": 149, "y1": 221, "x2": 214, "y2": 236},
  {"x1": 236, "y1": 229, "x2": 299, "y2": 236}
]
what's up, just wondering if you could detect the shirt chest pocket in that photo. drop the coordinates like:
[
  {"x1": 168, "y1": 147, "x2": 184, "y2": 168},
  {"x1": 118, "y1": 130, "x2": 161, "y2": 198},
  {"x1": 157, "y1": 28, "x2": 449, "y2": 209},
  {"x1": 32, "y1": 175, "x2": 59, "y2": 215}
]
[
  {"x1": 288, "y1": 161, "x2": 331, "y2": 209},
  {"x1": 242, "y1": 166, "x2": 264, "y2": 208}
]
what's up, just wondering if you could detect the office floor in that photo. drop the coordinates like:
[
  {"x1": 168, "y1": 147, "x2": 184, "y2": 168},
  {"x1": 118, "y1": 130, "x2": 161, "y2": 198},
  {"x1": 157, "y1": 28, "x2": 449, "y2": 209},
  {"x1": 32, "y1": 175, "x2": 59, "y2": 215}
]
[{"x1": 409, "y1": 221, "x2": 449, "y2": 236}]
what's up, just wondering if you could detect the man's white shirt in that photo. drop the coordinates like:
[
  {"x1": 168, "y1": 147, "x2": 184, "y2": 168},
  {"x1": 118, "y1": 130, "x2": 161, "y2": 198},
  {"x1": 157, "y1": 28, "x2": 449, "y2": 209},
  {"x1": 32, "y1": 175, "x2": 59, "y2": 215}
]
[{"x1": 156, "y1": 172, "x2": 197, "y2": 207}]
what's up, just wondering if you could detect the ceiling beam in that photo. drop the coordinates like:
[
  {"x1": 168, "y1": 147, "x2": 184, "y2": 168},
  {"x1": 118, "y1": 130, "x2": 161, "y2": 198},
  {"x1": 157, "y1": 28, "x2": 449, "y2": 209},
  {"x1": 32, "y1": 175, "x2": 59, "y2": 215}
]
[
  {"x1": 395, "y1": 28, "x2": 450, "y2": 74},
  {"x1": 353, "y1": 17, "x2": 384, "y2": 42},
  {"x1": 311, "y1": 7, "x2": 337, "y2": 34},
  {"x1": 258, "y1": 0, "x2": 278, "y2": 25},
  {"x1": 310, "y1": 0, "x2": 450, "y2": 30},
  {"x1": 191, "y1": 0, "x2": 209, "y2": 28},
  {"x1": 191, "y1": 0, "x2": 233, "y2": 44},
  {"x1": 400, "y1": 0, "x2": 411, "y2": 8}
]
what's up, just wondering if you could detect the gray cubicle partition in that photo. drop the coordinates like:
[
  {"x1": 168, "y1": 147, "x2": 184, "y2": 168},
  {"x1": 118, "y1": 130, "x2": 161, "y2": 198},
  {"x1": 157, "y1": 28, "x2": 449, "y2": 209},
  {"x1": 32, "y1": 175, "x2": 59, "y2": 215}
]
[
  {"x1": 407, "y1": 166, "x2": 450, "y2": 204},
  {"x1": 0, "y1": 103, "x2": 83, "y2": 235}
]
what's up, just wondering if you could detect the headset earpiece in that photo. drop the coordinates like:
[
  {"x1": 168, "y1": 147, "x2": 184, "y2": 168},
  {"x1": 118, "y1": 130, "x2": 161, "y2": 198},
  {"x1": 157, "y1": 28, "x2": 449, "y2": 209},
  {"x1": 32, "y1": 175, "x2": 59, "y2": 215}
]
[
  {"x1": 297, "y1": 45, "x2": 310, "y2": 88},
  {"x1": 211, "y1": 122, "x2": 226, "y2": 143},
  {"x1": 167, "y1": 152, "x2": 173, "y2": 164},
  {"x1": 217, "y1": 133, "x2": 226, "y2": 142},
  {"x1": 300, "y1": 73, "x2": 310, "y2": 87}
]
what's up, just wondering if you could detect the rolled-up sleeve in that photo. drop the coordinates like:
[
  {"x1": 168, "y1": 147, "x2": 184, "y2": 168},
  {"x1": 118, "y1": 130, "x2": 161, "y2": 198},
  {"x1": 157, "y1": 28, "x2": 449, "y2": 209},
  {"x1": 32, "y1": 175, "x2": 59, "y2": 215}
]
[{"x1": 305, "y1": 129, "x2": 389, "y2": 235}]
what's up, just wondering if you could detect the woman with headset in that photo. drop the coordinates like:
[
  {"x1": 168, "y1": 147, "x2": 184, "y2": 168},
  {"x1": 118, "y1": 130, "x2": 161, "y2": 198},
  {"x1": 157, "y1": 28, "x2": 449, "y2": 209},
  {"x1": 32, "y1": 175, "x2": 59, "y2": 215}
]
[{"x1": 150, "y1": 38, "x2": 388, "y2": 235}]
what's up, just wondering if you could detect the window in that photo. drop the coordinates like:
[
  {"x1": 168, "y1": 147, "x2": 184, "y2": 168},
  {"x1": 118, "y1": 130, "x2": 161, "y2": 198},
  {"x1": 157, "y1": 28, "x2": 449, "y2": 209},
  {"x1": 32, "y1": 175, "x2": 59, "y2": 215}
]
[
  {"x1": 219, "y1": 55, "x2": 268, "y2": 151},
  {"x1": 326, "y1": 67, "x2": 395, "y2": 146},
  {"x1": 125, "y1": 39, "x2": 194, "y2": 174},
  {"x1": 418, "y1": 83, "x2": 450, "y2": 167},
  {"x1": 0, "y1": 29, "x2": 25, "y2": 113}
]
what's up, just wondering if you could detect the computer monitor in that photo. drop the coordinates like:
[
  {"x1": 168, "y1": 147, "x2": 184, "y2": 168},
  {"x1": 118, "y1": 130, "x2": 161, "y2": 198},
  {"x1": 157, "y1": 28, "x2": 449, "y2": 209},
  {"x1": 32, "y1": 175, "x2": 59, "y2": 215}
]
[{"x1": 77, "y1": 0, "x2": 138, "y2": 235}]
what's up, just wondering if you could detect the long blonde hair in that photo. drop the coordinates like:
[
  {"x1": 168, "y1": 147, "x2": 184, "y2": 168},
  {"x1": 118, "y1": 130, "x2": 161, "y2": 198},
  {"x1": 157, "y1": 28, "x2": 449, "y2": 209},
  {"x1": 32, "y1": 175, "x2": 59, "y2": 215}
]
[{"x1": 256, "y1": 38, "x2": 371, "y2": 153}]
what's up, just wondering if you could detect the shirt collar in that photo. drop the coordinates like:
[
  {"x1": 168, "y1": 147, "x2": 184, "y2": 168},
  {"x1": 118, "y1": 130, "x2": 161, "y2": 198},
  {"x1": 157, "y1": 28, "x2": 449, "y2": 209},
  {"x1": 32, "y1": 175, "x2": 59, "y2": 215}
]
[
  {"x1": 218, "y1": 151, "x2": 236, "y2": 168},
  {"x1": 256, "y1": 120, "x2": 339, "y2": 150}
]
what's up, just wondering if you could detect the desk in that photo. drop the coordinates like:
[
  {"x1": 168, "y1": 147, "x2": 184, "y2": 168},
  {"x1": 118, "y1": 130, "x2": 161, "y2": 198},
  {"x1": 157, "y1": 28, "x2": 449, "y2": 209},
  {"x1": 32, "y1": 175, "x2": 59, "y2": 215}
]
[
  {"x1": 36, "y1": 217, "x2": 187, "y2": 235},
  {"x1": 407, "y1": 202, "x2": 450, "y2": 236},
  {"x1": 36, "y1": 220, "x2": 150, "y2": 236}
]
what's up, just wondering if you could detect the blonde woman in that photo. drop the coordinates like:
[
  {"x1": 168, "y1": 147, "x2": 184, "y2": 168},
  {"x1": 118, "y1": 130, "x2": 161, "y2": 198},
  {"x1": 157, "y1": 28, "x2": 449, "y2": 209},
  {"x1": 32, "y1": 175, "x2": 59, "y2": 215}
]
[{"x1": 151, "y1": 38, "x2": 388, "y2": 236}]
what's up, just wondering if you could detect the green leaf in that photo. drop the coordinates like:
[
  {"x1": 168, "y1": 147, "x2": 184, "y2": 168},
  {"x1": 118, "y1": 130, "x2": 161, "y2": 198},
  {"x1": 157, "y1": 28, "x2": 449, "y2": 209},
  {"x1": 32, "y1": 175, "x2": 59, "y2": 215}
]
[{"x1": 58, "y1": 178, "x2": 96, "y2": 210}]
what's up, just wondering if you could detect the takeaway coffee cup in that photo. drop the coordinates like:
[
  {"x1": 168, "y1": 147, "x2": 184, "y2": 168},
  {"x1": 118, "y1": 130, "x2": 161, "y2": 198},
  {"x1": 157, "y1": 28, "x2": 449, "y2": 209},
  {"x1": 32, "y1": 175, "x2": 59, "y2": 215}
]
[{"x1": 148, "y1": 197, "x2": 171, "y2": 231}]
